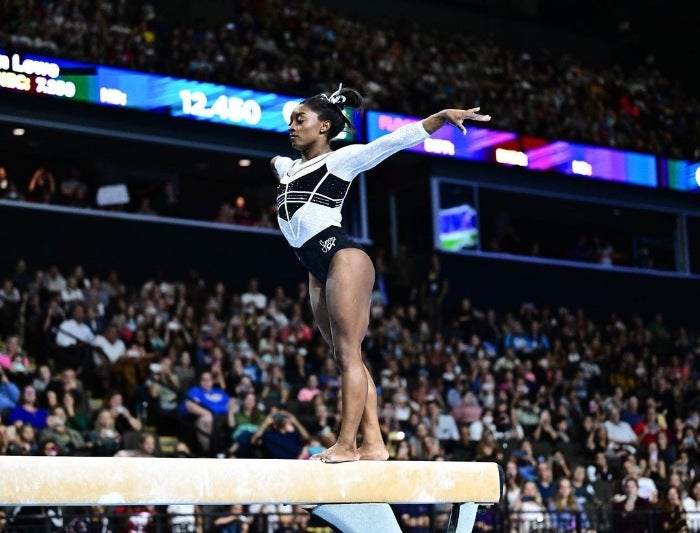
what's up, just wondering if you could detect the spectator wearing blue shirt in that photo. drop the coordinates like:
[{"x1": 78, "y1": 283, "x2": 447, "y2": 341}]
[
  {"x1": 251, "y1": 410, "x2": 309, "y2": 459},
  {"x1": 547, "y1": 478, "x2": 593, "y2": 533},
  {"x1": 182, "y1": 371, "x2": 233, "y2": 456},
  {"x1": 0, "y1": 365, "x2": 20, "y2": 414},
  {"x1": 6, "y1": 384, "x2": 48, "y2": 430},
  {"x1": 535, "y1": 460, "x2": 556, "y2": 503}
]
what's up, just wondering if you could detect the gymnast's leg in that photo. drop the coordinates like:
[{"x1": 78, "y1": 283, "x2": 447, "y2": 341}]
[{"x1": 308, "y1": 249, "x2": 387, "y2": 462}]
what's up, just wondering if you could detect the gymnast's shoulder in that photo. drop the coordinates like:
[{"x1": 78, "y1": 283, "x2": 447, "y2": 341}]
[{"x1": 270, "y1": 155, "x2": 295, "y2": 180}]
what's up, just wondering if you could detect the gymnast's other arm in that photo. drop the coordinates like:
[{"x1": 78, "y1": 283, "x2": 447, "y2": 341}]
[{"x1": 329, "y1": 106, "x2": 490, "y2": 178}]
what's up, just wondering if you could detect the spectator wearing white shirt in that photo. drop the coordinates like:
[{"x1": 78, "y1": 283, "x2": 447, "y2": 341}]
[
  {"x1": 603, "y1": 406, "x2": 639, "y2": 453},
  {"x1": 683, "y1": 477, "x2": 700, "y2": 532},
  {"x1": 92, "y1": 324, "x2": 126, "y2": 366},
  {"x1": 91, "y1": 324, "x2": 126, "y2": 394},
  {"x1": 241, "y1": 277, "x2": 267, "y2": 311},
  {"x1": 54, "y1": 303, "x2": 95, "y2": 373},
  {"x1": 425, "y1": 395, "x2": 460, "y2": 443},
  {"x1": 44, "y1": 265, "x2": 67, "y2": 295},
  {"x1": 60, "y1": 276, "x2": 85, "y2": 307}
]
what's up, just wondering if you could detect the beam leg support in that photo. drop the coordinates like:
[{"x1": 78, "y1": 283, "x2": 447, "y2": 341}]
[
  {"x1": 311, "y1": 503, "x2": 402, "y2": 533},
  {"x1": 446, "y1": 502, "x2": 479, "y2": 533}
]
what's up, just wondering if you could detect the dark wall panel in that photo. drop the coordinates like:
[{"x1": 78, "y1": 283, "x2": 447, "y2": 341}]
[{"x1": 1, "y1": 203, "x2": 306, "y2": 294}]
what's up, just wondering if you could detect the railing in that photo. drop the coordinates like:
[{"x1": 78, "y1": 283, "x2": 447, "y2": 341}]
[{"x1": 2, "y1": 505, "x2": 699, "y2": 532}]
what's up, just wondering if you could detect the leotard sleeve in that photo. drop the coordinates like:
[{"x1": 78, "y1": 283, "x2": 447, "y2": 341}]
[
  {"x1": 326, "y1": 120, "x2": 430, "y2": 179},
  {"x1": 271, "y1": 156, "x2": 295, "y2": 181}
]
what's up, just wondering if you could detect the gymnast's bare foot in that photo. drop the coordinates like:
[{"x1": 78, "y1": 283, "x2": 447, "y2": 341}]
[
  {"x1": 311, "y1": 443, "x2": 360, "y2": 463},
  {"x1": 358, "y1": 444, "x2": 389, "y2": 461}
]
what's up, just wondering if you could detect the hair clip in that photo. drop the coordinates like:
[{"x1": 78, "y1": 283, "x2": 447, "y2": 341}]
[{"x1": 328, "y1": 83, "x2": 346, "y2": 105}]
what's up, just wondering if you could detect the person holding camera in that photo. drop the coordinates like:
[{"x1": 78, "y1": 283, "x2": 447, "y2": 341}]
[
  {"x1": 102, "y1": 389, "x2": 142, "y2": 434},
  {"x1": 39, "y1": 405, "x2": 86, "y2": 455},
  {"x1": 251, "y1": 409, "x2": 310, "y2": 459},
  {"x1": 86, "y1": 408, "x2": 122, "y2": 456}
]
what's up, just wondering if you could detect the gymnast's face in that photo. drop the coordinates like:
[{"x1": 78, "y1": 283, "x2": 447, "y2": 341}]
[{"x1": 288, "y1": 104, "x2": 330, "y2": 152}]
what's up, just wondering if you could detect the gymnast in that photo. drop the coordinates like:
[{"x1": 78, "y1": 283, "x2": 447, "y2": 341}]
[{"x1": 271, "y1": 84, "x2": 490, "y2": 463}]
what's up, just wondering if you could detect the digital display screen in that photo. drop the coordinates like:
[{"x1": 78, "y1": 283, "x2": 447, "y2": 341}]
[
  {"x1": 0, "y1": 51, "x2": 359, "y2": 138},
  {"x1": 661, "y1": 158, "x2": 700, "y2": 192},
  {"x1": 365, "y1": 110, "x2": 685, "y2": 190},
  {"x1": 438, "y1": 204, "x2": 478, "y2": 251}
]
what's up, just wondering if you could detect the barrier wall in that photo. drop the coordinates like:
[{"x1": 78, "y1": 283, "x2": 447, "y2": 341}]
[{"x1": 2, "y1": 200, "x2": 698, "y2": 325}]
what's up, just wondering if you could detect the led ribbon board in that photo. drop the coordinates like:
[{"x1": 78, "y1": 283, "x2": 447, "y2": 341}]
[
  {"x1": 0, "y1": 50, "x2": 358, "y2": 137},
  {"x1": 365, "y1": 110, "x2": 677, "y2": 189}
]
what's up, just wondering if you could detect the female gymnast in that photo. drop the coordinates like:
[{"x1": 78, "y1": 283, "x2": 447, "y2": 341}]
[{"x1": 271, "y1": 84, "x2": 490, "y2": 463}]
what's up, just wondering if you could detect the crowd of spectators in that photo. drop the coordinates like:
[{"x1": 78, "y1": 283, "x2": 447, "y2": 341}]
[
  {"x1": 1, "y1": 252, "x2": 699, "y2": 531},
  {"x1": 0, "y1": 0, "x2": 699, "y2": 160}
]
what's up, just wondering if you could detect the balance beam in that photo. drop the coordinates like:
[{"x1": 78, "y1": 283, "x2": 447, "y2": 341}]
[{"x1": 0, "y1": 456, "x2": 503, "y2": 506}]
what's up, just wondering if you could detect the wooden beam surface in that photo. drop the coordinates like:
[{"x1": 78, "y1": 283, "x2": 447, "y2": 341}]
[{"x1": 0, "y1": 456, "x2": 503, "y2": 506}]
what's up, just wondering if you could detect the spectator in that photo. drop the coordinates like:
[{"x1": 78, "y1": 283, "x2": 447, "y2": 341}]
[
  {"x1": 209, "y1": 503, "x2": 250, "y2": 532},
  {"x1": 0, "y1": 335, "x2": 33, "y2": 381},
  {"x1": 682, "y1": 477, "x2": 700, "y2": 531},
  {"x1": 39, "y1": 405, "x2": 86, "y2": 455},
  {"x1": 173, "y1": 350, "x2": 197, "y2": 392},
  {"x1": 571, "y1": 464, "x2": 597, "y2": 506},
  {"x1": 247, "y1": 503, "x2": 294, "y2": 533},
  {"x1": 251, "y1": 410, "x2": 310, "y2": 459},
  {"x1": 12, "y1": 422, "x2": 39, "y2": 454},
  {"x1": 0, "y1": 364, "x2": 20, "y2": 413},
  {"x1": 115, "y1": 431, "x2": 158, "y2": 458},
  {"x1": 240, "y1": 278, "x2": 267, "y2": 312},
  {"x1": 296, "y1": 373, "x2": 321, "y2": 403},
  {"x1": 143, "y1": 356, "x2": 182, "y2": 430},
  {"x1": 547, "y1": 477, "x2": 594, "y2": 533},
  {"x1": 26, "y1": 167, "x2": 55, "y2": 203},
  {"x1": 509, "y1": 479, "x2": 550, "y2": 533},
  {"x1": 587, "y1": 451, "x2": 616, "y2": 483},
  {"x1": 92, "y1": 323, "x2": 127, "y2": 394},
  {"x1": 658, "y1": 485, "x2": 689, "y2": 532},
  {"x1": 44, "y1": 368, "x2": 89, "y2": 422},
  {"x1": 260, "y1": 363, "x2": 290, "y2": 409},
  {"x1": 102, "y1": 389, "x2": 143, "y2": 434},
  {"x1": 623, "y1": 455, "x2": 660, "y2": 503},
  {"x1": 227, "y1": 391, "x2": 265, "y2": 458},
  {"x1": 612, "y1": 477, "x2": 656, "y2": 533},
  {"x1": 408, "y1": 422, "x2": 441, "y2": 460},
  {"x1": 622, "y1": 395, "x2": 645, "y2": 427},
  {"x1": 426, "y1": 394, "x2": 460, "y2": 444},
  {"x1": 504, "y1": 456, "x2": 524, "y2": 508},
  {"x1": 671, "y1": 450, "x2": 697, "y2": 487},
  {"x1": 6, "y1": 384, "x2": 49, "y2": 430},
  {"x1": 60, "y1": 276, "x2": 85, "y2": 307},
  {"x1": 182, "y1": 370, "x2": 233, "y2": 455},
  {"x1": 534, "y1": 460, "x2": 556, "y2": 503},
  {"x1": 635, "y1": 403, "x2": 668, "y2": 447},
  {"x1": 451, "y1": 390, "x2": 483, "y2": 425},
  {"x1": 85, "y1": 408, "x2": 122, "y2": 456},
  {"x1": 166, "y1": 502, "x2": 201, "y2": 533},
  {"x1": 54, "y1": 302, "x2": 96, "y2": 373},
  {"x1": 604, "y1": 406, "x2": 639, "y2": 455},
  {"x1": 0, "y1": 281, "x2": 21, "y2": 337}
]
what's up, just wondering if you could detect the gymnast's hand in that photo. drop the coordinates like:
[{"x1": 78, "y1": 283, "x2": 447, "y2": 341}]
[
  {"x1": 443, "y1": 108, "x2": 491, "y2": 134},
  {"x1": 422, "y1": 107, "x2": 491, "y2": 135}
]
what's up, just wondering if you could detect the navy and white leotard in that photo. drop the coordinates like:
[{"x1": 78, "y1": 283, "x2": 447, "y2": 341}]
[{"x1": 272, "y1": 121, "x2": 430, "y2": 249}]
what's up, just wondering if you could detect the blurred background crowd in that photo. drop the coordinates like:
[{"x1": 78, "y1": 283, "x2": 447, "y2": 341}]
[
  {"x1": 1, "y1": 0, "x2": 700, "y2": 532},
  {"x1": 0, "y1": 255, "x2": 699, "y2": 531},
  {"x1": 0, "y1": 0, "x2": 699, "y2": 160}
]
